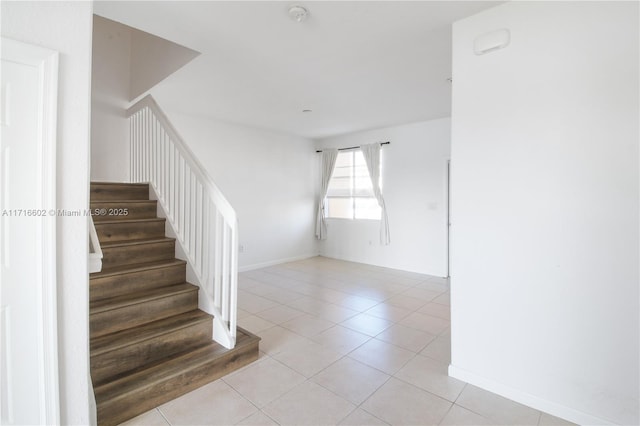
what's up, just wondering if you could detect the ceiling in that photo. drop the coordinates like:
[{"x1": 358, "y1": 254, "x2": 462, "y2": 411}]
[{"x1": 95, "y1": 1, "x2": 499, "y2": 139}]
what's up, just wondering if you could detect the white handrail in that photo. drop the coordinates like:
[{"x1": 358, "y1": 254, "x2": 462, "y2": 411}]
[
  {"x1": 126, "y1": 95, "x2": 238, "y2": 349},
  {"x1": 88, "y1": 215, "x2": 103, "y2": 273}
]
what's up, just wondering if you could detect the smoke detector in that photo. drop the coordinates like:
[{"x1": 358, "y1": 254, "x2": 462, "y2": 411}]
[{"x1": 288, "y1": 5, "x2": 309, "y2": 23}]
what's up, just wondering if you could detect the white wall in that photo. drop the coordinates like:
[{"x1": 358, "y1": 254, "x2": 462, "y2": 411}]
[
  {"x1": 161, "y1": 110, "x2": 319, "y2": 270},
  {"x1": 91, "y1": 16, "x2": 131, "y2": 182},
  {"x1": 316, "y1": 118, "x2": 451, "y2": 276},
  {"x1": 1, "y1": 2, "x2": 95, "y2": 425},
  {"x1": 449, "y1": 2, "x2": 639, "y2": 425}
]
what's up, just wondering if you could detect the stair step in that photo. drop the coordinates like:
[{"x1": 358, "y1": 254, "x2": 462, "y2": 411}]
[
  {"x1": 94, "y1": 218, "x2": 166, "y2": 242},
  {"x1": 90, "y1": 182, "x2": 149, "y2": 201},
  {"x1": 90, "y1": 200, "x2": 158, "y2": 221},
  {"x1": 90, "y1": 283, "x2": 198, "y2": 338},
  {"x1": 91, "y1": 310, "x2": 213, "y2": 386},
  {"x1": 90, "y1": 259, "x2": 187, "y2": 302},
  {"x1": 100, "y1": 237, "x2": 175, "y2": 269},
  {"x1": 88, "y1": 181, "x2": 260, "y2": 426},
  {"x1": 94, "y1": 328, "x2": 260, "y2": 426}
]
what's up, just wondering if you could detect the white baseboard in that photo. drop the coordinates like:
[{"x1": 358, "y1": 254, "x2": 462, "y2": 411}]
[
  {"x1": 239, "y1": 253, "x2": 320, "y2": 272},
  {"x1": 319, "y1": 253, "x2": 447, "y2": 278},
  {"x1": 448, "y1": 365, "x2": 615, "y2": 426}
]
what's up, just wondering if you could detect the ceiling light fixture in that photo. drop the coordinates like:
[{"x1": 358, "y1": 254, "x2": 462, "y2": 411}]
[{"x1": 288, "y1": 5, "x2": 309, "y2": 23}]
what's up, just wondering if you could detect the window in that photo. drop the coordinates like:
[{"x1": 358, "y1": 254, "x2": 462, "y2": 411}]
[{"x1": 325, "y1": 150, "x2": 382, "y2": 220}]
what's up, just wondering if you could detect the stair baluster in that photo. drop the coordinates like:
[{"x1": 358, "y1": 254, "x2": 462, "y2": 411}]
[{"x1": 126, "y1": 95, "x2": 238, "y2": 349}]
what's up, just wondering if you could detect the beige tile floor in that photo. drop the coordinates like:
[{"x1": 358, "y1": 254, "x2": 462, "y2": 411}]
[{"x1": 121, "y1": 256, "x2": 575, "y2": 426}]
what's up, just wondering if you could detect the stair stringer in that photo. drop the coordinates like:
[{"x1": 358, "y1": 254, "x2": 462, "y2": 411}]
[{"x1": 148, "y1": 183, "x2": 234, "y2": 349}]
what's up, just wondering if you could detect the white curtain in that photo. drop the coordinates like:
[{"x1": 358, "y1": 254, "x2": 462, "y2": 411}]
[
  {"x1": 315, "y1": 148, "x2": 338, "y2": 240},
  {"x1": 361, "y1": 143, "x2": 390, "y2": 245}
]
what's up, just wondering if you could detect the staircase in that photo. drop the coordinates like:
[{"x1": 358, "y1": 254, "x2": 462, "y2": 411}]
[{"x1": 89, "y1": 182, "x2": 259, "y2": 426}]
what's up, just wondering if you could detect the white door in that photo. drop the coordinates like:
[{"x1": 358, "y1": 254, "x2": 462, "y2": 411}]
[{"x1": 0, "y1": 38, "x2": 59, "y2": 425}]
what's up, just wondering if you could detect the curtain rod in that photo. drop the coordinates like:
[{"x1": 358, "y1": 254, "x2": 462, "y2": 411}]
[{"x1": 315, "y1": 141, "x2": 390, "y2": 153}]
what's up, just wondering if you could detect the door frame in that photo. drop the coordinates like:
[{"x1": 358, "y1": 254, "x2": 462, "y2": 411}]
[
  {"x1": 446, "y1": 159, "x2": 451, "y2": 278},
  {"x1": 1, "y1": 37, "x2": 59, "y2": 425}
]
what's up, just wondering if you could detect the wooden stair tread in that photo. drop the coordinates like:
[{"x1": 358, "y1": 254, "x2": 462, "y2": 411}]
[
  {"x1": 91, "y1": 182, "x2": 149, "y2": 187},
  {"x1": 99, "y1": 236, "x2": 175, "y2": 248},
  {"x1": 91, "y1": 310, "x2": 211, "y2": 356},
  {"x1": 90, "y1": 259, "x2": 186, "y2": 279},
  {"x1": 94, "y1": 218, "x2": 165, "y2": 225},
  {"x1": 91, "y1": 200, "x2": 158, "y2": 222},
  {"x1": 90, "y1": 283, "x2": 197, "y2": 314},
  {"x1": 90, "y1": 199, "x2": 156, "y2": 203},
  {"x1": 94, "y1": 328, "x2": 259, "y2": 403},
  {"x1": 90, "y1": 183, "x2": 149, "y2": 202}
]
